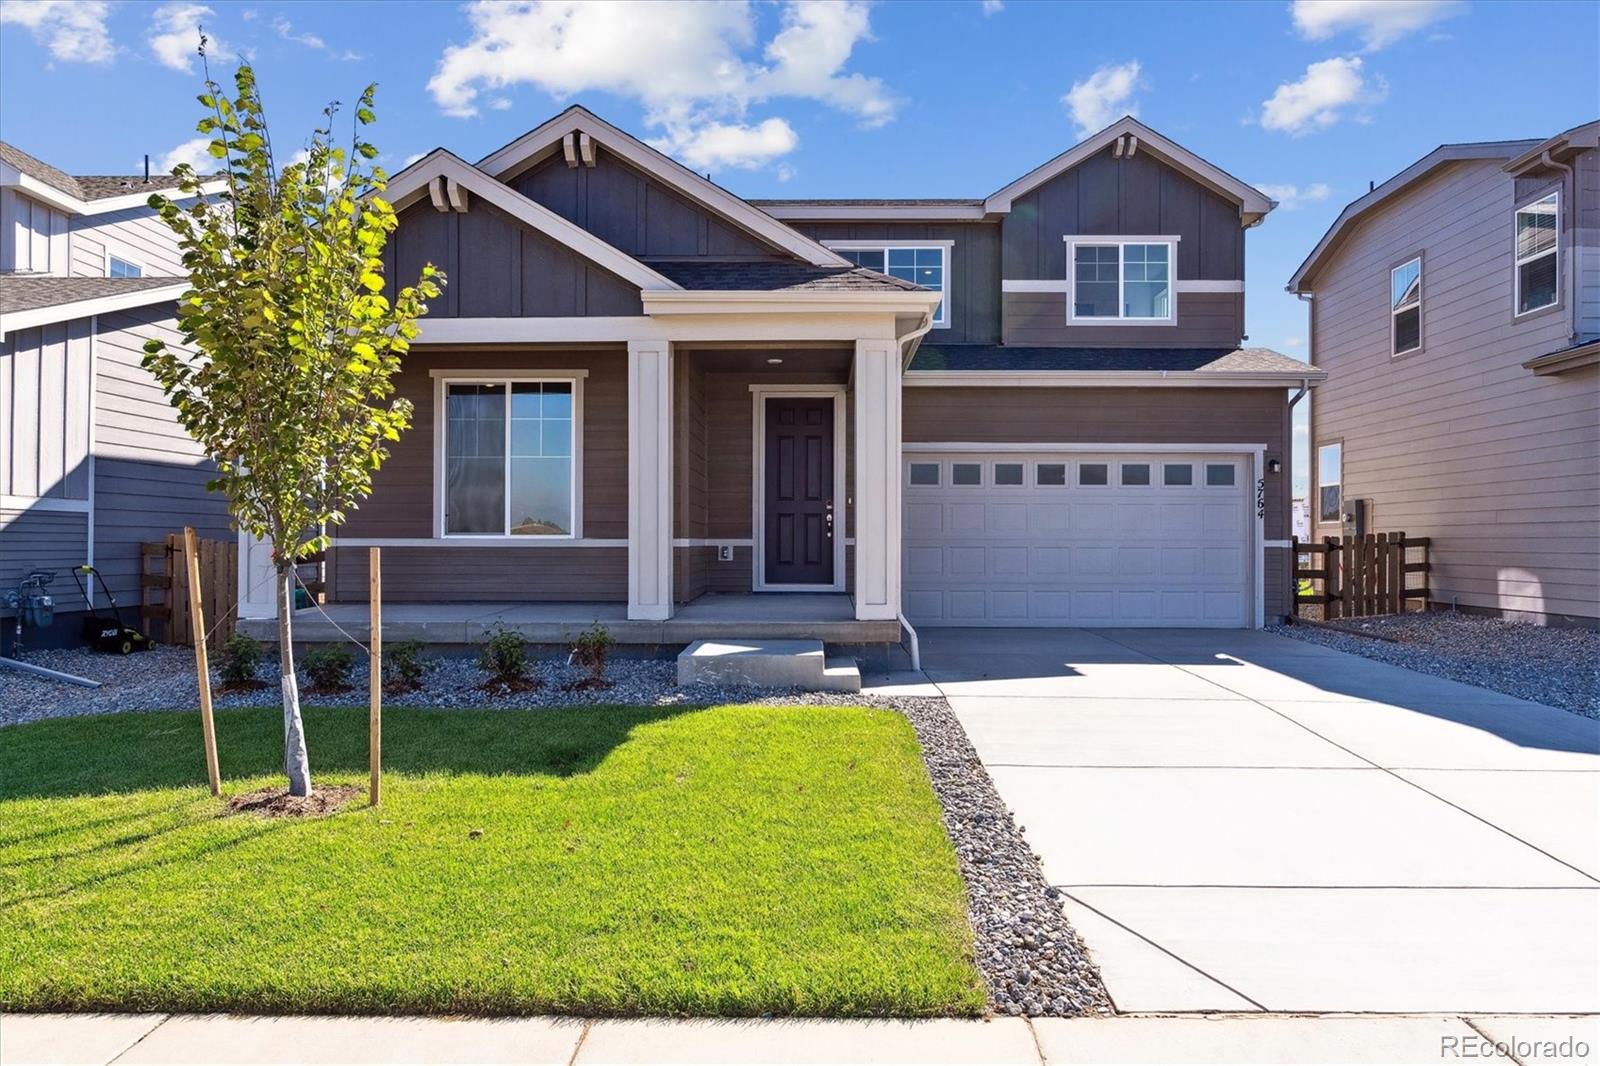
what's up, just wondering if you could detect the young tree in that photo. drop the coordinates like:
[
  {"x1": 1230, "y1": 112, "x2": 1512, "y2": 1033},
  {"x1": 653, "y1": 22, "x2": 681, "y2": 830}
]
[{"x1": 144, "y1": 53, "x2": 442, "y2": 796}]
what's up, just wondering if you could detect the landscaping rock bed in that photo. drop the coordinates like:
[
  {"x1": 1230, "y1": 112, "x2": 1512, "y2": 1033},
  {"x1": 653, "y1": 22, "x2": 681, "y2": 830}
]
[{"x1": 1273, "y1": 612, "x2": 1600, "y2": 718}]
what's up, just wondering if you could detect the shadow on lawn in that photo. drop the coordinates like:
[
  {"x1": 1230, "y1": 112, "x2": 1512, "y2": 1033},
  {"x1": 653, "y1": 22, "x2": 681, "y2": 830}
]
[{"x1": 0, "y1": 704, "x2": 707, "y2": 802}]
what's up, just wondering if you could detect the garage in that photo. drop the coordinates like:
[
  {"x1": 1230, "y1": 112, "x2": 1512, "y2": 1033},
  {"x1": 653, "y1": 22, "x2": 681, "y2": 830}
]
[{"x1": 902, "y1": 451, "x2": 1256, "y2": 627}]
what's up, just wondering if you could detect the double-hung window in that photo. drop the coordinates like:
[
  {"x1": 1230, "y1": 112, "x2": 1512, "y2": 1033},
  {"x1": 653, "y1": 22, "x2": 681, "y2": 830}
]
[
  {"x1": 1068, "y1": 239, "x2": 1175, "y2": 323},
  {"x1": 108, "y1": 256, "x2": 142, "y2": 278},
  {"x1": 827, "y1": 241, "x2": 950, "y2": 328},
  {"x1": 1391, "y1": 256, "x2": 1422, "y2": 355},
  {"x1": 1317, "y1": 442, "x2": 1342, "y2": 525},
  {"x1": 1514, "y1": 191, "x2": 1559, "y2": 315},
  {"x1": 441, "y1": 378, "x2": 578, "y2": 537}
]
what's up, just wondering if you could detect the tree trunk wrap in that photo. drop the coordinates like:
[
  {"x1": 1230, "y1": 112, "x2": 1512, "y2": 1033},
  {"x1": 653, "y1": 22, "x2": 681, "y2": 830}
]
[{"x1": 276, "y1": 566, "x2": 312, "y2": 797}]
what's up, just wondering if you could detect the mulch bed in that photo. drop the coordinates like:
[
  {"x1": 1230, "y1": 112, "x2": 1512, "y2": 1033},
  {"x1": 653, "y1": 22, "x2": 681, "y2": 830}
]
[{"x1": 225, "y1": 784, "x2": 362, "y2": 819}]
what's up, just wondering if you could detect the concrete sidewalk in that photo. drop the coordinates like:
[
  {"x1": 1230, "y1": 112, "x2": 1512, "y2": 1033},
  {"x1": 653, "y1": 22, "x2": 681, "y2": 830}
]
[{"x1": 4, "y1": 1012, "x2": 1597, "y2": 1065}]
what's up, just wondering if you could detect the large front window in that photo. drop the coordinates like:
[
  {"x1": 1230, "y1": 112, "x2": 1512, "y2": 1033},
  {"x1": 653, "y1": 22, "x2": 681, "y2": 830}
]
[
  {"x1": 828, "y1": 242, "x2": 950, "y2": 328},
  {"x1": 1070, "y1": 240, "x2": 1173, "y2": 322},
  {"x1": 1514, "y1": 191, "x2": 1558, "y2": 316},
  {"x1": 443, "y1": 380, "x2": 575, "y2": 536}
]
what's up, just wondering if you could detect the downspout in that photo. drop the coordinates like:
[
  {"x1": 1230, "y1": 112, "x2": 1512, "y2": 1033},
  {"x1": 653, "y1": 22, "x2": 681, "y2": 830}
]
[
  {"x1": 895, "y1": 309, "x2": 936, "y2": 670},
  {"x1": 1538, "y1": 150, "x2": 1577, "y2": 344}
]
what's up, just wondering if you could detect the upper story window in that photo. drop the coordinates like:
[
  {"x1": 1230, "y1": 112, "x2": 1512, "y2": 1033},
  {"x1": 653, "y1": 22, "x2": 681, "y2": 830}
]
[
  {"x1": 1514, "y1": 191, "x2": 1558, "y2": 316},
  {"x1": 1067, "y1": 238, "x2": 1175, "y2": 324},
  {"x1": 108, "y1": 256, "x2": 142, "y2": 278},
  {"x1": 441, "y1": 378, "x2": 578, "y2": 538},
  {"x1": 1317, "y1": 442, "x2": 1342, "y2": 525},
  {"x1": 1391, "y1": 256, "x2": 1421, "y2": 356},
  {"x1": 826, "y1": 241, "x2": 950, "y2": 329}
]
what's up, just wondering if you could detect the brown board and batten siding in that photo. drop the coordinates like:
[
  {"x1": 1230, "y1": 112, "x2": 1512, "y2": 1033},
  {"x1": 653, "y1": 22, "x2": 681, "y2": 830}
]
[
  {"x1": 903, "y1": 386, "x2": 1293, "y2": 618},
  {"x1": 1307, "y1": 154, "x2": 1599, "y2": 622},
  {"x1": 1002, "y1": 148, "x2": 1244, "y2": 348},
  {"x1": 329, "y1": 348, "x2": 629, "y2": 603}
]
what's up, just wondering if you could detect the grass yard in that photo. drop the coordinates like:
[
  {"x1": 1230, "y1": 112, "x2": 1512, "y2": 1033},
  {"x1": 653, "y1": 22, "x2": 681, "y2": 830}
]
[{"x1": 0, "y1": 704, "x2": 983, "y2": 1017}]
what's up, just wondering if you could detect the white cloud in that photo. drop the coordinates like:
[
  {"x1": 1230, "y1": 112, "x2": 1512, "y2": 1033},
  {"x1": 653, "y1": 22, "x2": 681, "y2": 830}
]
[
  {"x1": 981, "y1": 0, "x2": 1004, "y2": 13},
  {"x1": 1290, "y1": 0, "x2": 1464, "y2": 51},
  {"x1": 1061, "y1": 60, "x2": 1141, "y2": 138},
  {"x1": 655, "y1": 117, "x2": 798, "y2": 172},
  {"x1": 488, "y1": 97, "x2": 513, "y2": 111},
  {"x1": 0, "y1": 0, "x2": 116, "y2": 64},
  {"x1": 148, "y1": 3, "x2": 232, "y2": 73},
  {"x1": 1260, "y1": 56, "x2": 1385, "y2": 135},
  {"x1": 271, "y1": 15, "x2": 361, "y2": 61},
  {"x1": 1284, "y1": 335, "x2": 1305, "y2": 348},
  {"x1": 401, "y1": 152, "x2": 427, "y2": 168},
  {"x1": 158, "y1": 136, "x2": 214, "y2": 173},
  {"x1": 427, "y1": 0, "x2": 896, "y2": 172},
  {"x1": 1254, "y1": 181, "x2": 1333, "y2": 210}
]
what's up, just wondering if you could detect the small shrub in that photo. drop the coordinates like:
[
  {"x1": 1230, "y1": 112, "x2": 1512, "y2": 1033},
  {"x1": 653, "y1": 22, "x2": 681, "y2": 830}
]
[
  {"x1": 384, "y1": 639, "x2": 427, "y2": 691},
  {"x1": 216, "y1": 634, "x2": 263, "y2": 689},
  {"x1": 569, "y1": 621, "x2": 615, "y2": 690},
  {"x1": 477, "y1": 624, "x2": 532, "y2": 688},
  {"x1": 303, "y1": 645, "x2": 355, "y2": 692}
]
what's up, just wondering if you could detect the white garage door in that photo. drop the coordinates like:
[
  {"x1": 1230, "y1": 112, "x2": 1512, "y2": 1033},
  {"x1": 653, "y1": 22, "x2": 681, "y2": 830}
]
[{"x1": 903, "y1": 452, "x2": 1254, "y2": 627}]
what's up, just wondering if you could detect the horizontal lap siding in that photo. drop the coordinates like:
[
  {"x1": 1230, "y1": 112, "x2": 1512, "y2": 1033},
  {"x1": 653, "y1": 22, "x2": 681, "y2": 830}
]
[
  {"x1": 1003, "y1": 290, "x2": 1242, "y2": 348},
  {"x1": 331, "y1": 546, "x2": 626, "y2": 603},
  {"x1": 71, "y1": 207, "x2": 185, "y2": 277},
  {"x1": 0, "y1": 509, "x2": 88, "y2": 616},
  {"x1": 1309, "y1": 155, "x2": 1600, "y2": 621}
]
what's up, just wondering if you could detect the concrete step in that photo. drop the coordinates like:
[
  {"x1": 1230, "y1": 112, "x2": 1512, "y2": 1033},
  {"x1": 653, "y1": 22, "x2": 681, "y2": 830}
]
[
  {"x1": 821, "y1": 655, "x2": 862, "y2": 693},
  {"x1": 679, "y1": 638, "x2": 858, "y2": 691}
]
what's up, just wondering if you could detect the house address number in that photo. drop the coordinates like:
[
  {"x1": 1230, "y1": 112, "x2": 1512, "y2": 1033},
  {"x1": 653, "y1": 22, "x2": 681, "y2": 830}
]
[{"x1": 1255, "y1": 478, "x2": 1267, "y2": 519}]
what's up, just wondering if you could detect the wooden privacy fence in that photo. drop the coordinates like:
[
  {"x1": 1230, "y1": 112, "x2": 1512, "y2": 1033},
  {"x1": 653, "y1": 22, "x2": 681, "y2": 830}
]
[
  {"x1": 142, "y1": 534, "x2": 238, "y2": 646},
  {"x1": 1292, "y1": 532, "x2": 1431, "y2": 620}
]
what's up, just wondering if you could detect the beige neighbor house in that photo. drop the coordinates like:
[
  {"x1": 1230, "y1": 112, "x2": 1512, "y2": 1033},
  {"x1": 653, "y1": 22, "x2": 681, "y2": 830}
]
[
  {"x1": 0, "y1": 143, "x2": 231, "y2": 647},
  {"x1": 1290, "y1": 121, "x2": 1600, "y2": 626},
  {"x1": 220, "y1": 107, "x2": 1322, "y2": 654}
]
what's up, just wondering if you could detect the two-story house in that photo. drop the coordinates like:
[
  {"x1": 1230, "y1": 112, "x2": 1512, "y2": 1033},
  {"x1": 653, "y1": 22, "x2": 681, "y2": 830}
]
[
  {"x1": 1, "y1": 142, "x2": 232, "y2": 646},
  {"x1": 235, "y1": 107, "x2": 1320, "y2": 649},
  {"x1": 1290, "y1": 121, "x2": 1599, "y2": 626}
]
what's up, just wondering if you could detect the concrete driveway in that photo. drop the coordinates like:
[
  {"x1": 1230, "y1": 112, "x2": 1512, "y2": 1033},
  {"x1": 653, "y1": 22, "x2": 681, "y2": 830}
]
[{"x1": 918, "y1": 627, "x2": 1600, "y2": 1014}]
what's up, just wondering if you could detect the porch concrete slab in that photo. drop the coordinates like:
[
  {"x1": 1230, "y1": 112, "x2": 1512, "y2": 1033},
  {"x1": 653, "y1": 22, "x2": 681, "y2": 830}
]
[
  {"x1": 1264, "y1": 698, "x2": 1600, "y2": 771},
  {"x1": 988, "y1": 765, "x2": 1593, "y2": 887},
  {"x1": 1070, "y1": 886, "x2": 1600, "y2": 1013},
  {"x1": 1468, "y1": 1016, "x2": 1600, "y2": 1064},
  {"x1": 949, "y1": 696, "x2": 1365, "y2": 768},
  {"x1": 1031, "y1": 1015, "x2": 1483, "y2": 1065},
  {"x1": 113, "y1": 1014, "x2": 581, "y2": 1065},
  {"x1": 573, "y1": 1018, "x2": 1039, "y2": 1065},
  {"x1": 926, "y1": 660, "x2": 1239, "y2": 701},
  {"x1": 0, "y1": 1013, "x2": 167, "y2": 1066},
  {"x1": 1055, "y1": 897, "x2": 1262, "y2": 1013},
  {"x1": 1394, "y1": 770, "x2": 1600, "y2": 879}
]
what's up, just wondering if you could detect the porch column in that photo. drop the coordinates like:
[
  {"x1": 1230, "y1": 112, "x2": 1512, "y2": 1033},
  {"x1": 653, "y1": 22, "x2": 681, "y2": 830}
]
[
  {"x1": 238, "y1": 529, "x2": 274, "y2": 620},
  {"x1": 853, "y1": 338, "x2": 902, "y2": 621},
  {"x1": 627, "y1": 339, "x2": 674, "y2": 620}
]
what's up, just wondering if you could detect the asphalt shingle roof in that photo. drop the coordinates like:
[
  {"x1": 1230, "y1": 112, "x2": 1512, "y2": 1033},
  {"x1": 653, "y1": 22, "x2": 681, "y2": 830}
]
[
  {"x1": 908, "y1": 344, "x2": 1317, "y2": 375},
  {"x1": 1, "y1": 141, "x2": 206, "y2": 202},
  {"x1": 650, "y1": 260, "x2": 926, "y2": 293},
  {"x1": 0, "y1": 275, "x2": 185, "y2": 315}
]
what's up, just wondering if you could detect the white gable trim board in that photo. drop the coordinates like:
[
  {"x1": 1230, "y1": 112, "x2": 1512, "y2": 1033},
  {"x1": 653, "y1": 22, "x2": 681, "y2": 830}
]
[{"x1": 902, "y1": 443, "x2": 1266, "y2": 628}]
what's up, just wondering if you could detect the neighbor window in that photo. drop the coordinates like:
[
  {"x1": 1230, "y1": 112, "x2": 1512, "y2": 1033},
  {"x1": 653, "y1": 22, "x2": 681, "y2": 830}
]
[
  {"x1": 1070, "y1": 240, "x2": 1174, "y2": 322},
  {"x1": 830, "y1": 242, "x2": 950, "y2": 328},
  {"x1": 108, "y1": 256, "x2": 141, "y2": 278},
  {"x1": 1514, "y1": 191, "x2": 1559, "y2": 315},
  {"x1": 1317, "y1": 442, "x2": 1342, "y2": 524},
  {"x1": 1391, "y1": 256, "x2": 1421, "y2": 355},
  {"x1": 443, "y1": 380, "x2": 576, "y2": 537}
]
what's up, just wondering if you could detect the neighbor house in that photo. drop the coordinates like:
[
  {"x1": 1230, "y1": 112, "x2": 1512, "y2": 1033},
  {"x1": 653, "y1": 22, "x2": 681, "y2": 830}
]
[
  {"x1": 1289, "y1": 121, "x2": 1600, "y2": 626},
  {"x1": 235, "y1": 107, "x2": 1321, "y2": 650},
  {"x1": 0, "y1": 142, "x2": 231, "y2": 646}
]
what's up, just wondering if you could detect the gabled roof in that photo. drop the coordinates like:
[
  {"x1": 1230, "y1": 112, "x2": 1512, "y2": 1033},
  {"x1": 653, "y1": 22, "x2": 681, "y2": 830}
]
[
  {"x1": 983, "y1": 116, "x2": 1277, "y2": 223},
  {"x1": 0, "y1": 141, "x2": 224, "y2": 215},
  {"x1": 1503, "y1": 119, "x2": 1600, "y2": 174},
  {"x1": 1287, "y1": 138, "x2": 1542, "y2": 293},
  {"x1": 0, "y1": 274, "x2": 187, "y2": 335},
  {"x1": 473, "y1": 106, "x2": 850, "y2": 268}
]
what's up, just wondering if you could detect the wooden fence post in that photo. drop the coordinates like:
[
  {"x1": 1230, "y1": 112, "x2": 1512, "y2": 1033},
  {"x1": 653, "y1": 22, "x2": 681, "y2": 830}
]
[
  {"x1": 369, "y1": 546, "x2": 382, "y2": 807},
  {"x1": 184, "y1": 527, "x2": 221, "y2": 797}
]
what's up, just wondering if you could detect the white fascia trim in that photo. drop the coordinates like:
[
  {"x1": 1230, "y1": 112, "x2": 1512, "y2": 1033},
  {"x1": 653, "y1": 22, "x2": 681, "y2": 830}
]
[
  {"x1": 474, "y1": 107, "x2": 851, "y2": 268},
  {"x1": 985, "y1": 116, "x2": 1275, "y2": 220},
  {"x1": 641, "y1": 289, "x2": 942, "y2": 317},
  {"x1": 673, "y1": 538, "x2": 754, "y2": 548},
  {"x1": 0, "y1": 283, "x2": 187, "y2": 336},
  {"x1": 413, "y1": 314, "x2": 903, "y2": 345},
  {"x1": 385, "y1": 150, "x2": 682, "y2": 293},
  {"x1": 427, "y1": 368, "x2": 590, "y2": 379},
  {"x1": 757, "y1": 204, "x2": 989, "y2": 222},
  {"x1": 904, "y1": 442, "x2": 1269, "y2": 453},
  {"x1": 903, "y1": 370, "x2": 1327, "y2": 387},
  {"x1": 1, "y1": 494, "x2": 91, "y2": 512},
  {"x1": 3, "y1": 169, "x2": 227, "y2": 216},
  {"x1": 824, "y1": 239, "x2": 957, "y2": 250}
]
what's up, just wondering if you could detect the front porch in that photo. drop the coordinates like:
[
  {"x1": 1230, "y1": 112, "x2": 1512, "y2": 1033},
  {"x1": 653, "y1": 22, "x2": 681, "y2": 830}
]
[{"x1": 238, "y1": 592, "x2": 901, "y2": 647}]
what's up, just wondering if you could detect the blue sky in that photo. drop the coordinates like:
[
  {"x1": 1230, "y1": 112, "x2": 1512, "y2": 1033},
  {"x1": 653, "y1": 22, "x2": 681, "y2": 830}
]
[{"x1": 3, "y1": 0, "x2": 1596, "y2": 493}]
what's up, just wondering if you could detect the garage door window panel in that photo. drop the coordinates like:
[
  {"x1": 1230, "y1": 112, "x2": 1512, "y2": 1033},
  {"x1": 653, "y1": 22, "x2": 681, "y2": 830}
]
[
  {"x1": 1163, "y1": 463, "x2": 1194, "y2": 486},
  {"x1": 994, "y1": 463, "x2": 1025, "y2": 486},
  {"x1": 909, "y1": 462, "x2": 940, "y2": 487},
  {"x1": 1120, "y1": 462, "x2": 1151, "y2": 486},
  {"x1": 1036, "y1": 463, "x2": 1067, "y2": 487},
  {"x1": 1205, "y1": 463, "x2": 1236, "y2": 487},
  {"x1": 1078, "y1": 463, "x2": 1109, "y2": 486},
  {"x1": 951, "y1": 463, "x2": 983, "y2": 486}
]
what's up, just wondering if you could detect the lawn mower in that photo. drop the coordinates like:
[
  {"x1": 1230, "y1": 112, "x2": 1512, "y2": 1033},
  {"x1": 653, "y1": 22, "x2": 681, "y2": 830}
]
[{"x1": 71, "y1": 565, "x2": 156, "y2": 655}]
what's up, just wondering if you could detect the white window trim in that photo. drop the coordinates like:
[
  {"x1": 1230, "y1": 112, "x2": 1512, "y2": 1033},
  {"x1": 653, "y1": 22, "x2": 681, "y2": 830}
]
[
  {"x1": 432, "y1": 373, "x2": 586, "y2": 541},
  {"x1": 106, "y1": 253, "x2": 143, "y2": 279},
  {"x1": 823, "y1": 239, "x2": 953, "y2": 330},
  {"x1": 1316, "y1": 441, "x2": 1342, "y2": 526},
  {"x1": 749, "y1": 385, "x2": 848, "y2": 592},
  {"x1": 1065, "y1": 236, "x2": 1179, "y2": 326},
  {"x1": 1390, "y1": 255, "x2": 1422, "y2": 357},
  {"x1": 1513, "y1": 190, "x2": 1560, "y2": 318}
]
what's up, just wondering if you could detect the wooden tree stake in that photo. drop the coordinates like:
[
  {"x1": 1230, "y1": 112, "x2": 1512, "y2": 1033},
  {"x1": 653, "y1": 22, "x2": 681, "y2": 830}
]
[
  {"x1": 369, "y1": 546, "x2": 382, "y2": 807},
  {"x1": 184, "y1": 527, "x2": 222, "y2": 796}
]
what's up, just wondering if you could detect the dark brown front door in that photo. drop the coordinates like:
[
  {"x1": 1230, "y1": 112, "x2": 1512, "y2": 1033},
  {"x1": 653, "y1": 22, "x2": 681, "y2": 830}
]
[{"x1": 764, "y1": 397, "x2": 834, "y2": 586}]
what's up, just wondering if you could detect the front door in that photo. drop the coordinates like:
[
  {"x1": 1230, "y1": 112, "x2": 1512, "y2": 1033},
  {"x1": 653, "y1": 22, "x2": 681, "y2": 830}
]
[{"x1": 764, "y1": 397, "x2": 834, "y2": 586}]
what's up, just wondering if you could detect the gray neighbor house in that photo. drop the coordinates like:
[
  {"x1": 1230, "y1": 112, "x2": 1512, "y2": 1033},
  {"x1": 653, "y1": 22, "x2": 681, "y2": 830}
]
[
  {"x1": 0, "y1": 143, "x2": 231, "y2": 647},
  {"x1": 1290, "y1": 120, "x2": 1600, "y2": 627}
]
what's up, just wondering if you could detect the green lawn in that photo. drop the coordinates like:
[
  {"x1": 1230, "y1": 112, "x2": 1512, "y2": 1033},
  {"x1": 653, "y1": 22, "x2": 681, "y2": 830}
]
[{"x1": 0, "y1": 704, "x2": 983, "y2": 1017}]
